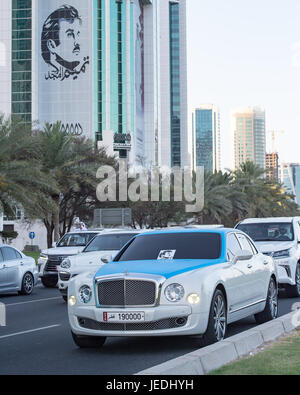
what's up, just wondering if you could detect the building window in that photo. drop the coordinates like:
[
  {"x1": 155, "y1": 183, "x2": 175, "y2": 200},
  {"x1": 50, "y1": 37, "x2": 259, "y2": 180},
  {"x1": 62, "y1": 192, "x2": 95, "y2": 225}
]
[
  {"x1": 97, "y1": 0, "x2": 103, "y2": 140},
  {"x1": 11, "y1": 0, "x2": 32, "y2": 123},
  {"x1": 169, "y1": 2, "x2": 181, "y2": 167}
]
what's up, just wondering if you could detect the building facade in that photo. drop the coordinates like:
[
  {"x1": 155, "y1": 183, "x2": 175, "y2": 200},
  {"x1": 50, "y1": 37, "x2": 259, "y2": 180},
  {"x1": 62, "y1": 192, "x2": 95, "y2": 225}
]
[
  {"x1": 233, "y1": 107, "x2": 266, "y2": 170},
  {"x1": 280, "y1": 163, "x2": 300, "y2": 205},
  {"x1": 266, "y1": 152, "x2": 279, "y2": 181},
  {"x1": 0, "y1": 0, "x2": 189, "y2": 168},
  {"x1": 192, "y1": 104, "x2": 220, "y2": 173}
]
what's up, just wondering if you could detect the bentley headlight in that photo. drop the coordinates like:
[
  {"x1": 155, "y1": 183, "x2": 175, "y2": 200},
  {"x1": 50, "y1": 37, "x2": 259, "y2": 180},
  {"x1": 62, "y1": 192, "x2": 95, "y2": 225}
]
[
  {"x1": 39, "y1": 254, "x2": 48, "y2": 260},
  {"x1": 273, "y1": 248, "x2": 292, "y2": 259},
  {"x1": 61, "y1": 258, "x2": 71, "y2": 269},
  {"x1": 78, "y1": 285, "x2": 92, "y2": 304},
  {"x1": 165, "y1": 283, "x2": 185, "y2": 302}
]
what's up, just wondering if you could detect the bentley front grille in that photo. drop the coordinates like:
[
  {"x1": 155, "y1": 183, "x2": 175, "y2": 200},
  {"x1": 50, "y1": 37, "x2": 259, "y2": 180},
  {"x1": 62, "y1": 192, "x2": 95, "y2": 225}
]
[{"x1": 97, "y1": 279, "x2": 156, "y2": 307}]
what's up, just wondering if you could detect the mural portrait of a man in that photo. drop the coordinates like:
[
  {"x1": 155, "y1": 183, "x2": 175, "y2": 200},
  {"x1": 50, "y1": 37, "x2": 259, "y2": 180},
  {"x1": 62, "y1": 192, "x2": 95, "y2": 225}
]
[{"x1": 41, "y1": 4, "x2": 89, "y2": 81}]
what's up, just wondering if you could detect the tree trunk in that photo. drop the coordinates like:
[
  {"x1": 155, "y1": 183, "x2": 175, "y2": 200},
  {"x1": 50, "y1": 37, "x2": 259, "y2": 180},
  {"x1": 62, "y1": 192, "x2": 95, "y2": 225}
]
[
  {"x1": 52, "y1": 195, "x2": 60, "y2": 242},
  {"x1": 44, "y1": 219, "x2": 54, "y2": 248}
]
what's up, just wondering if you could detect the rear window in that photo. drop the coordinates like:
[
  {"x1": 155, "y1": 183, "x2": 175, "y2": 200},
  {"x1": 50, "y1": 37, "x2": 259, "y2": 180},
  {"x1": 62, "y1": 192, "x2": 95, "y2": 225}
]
[{"x1": 115, "y1": 232, "x2": 222, "y2": 261}]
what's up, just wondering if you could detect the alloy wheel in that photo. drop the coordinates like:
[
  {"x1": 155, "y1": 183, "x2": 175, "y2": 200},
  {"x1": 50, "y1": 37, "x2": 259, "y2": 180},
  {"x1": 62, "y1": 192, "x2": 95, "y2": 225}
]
[
  {"x1": 268, "y1": 280, "x2": 278, "y2": 319},
  {"x1": 296, "y1": 266, "x2": 300, "y2": 294},
  {"x1": 24, "y1": 274, "x2": 33, "y2": 294},
  {"x1": 213, "y1": 294, "x2": 226, "y2": 341}
]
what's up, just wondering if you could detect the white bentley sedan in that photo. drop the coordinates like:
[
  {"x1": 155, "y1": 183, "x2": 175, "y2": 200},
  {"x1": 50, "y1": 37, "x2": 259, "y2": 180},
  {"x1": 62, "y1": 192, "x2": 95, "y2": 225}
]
[
  {"x1": 0, "y1": 245, "x2": 38, "y2": 295},
  {"x1": 68, "y1": 228, "x2": 278, "y2": 348}
]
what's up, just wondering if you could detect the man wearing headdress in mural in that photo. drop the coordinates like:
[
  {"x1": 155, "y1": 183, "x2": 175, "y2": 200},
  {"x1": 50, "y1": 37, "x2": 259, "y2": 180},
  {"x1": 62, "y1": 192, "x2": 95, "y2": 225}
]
[{"x1": 41, "y1": 4, "x2": 89, "y2": 81}]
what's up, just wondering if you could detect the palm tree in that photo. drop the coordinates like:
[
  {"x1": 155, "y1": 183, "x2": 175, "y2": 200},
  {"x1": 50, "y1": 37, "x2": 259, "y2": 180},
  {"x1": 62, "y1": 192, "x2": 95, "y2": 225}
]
[
  {"x1": 37, "y1": 122, "x2": 116, "y2": 246},
  {"x1": 195, "y1": 171, "x2": 233, "y2": 225},
  {"x1": 0, "y1": 115, "x2": 56, "y2": 219}
]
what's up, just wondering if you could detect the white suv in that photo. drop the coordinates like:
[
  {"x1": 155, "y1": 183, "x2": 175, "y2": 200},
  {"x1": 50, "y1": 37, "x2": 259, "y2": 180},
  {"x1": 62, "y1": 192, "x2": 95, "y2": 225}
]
[
  {"x1": 236, "y1": 217, "x2": 300, "y2": 297},
  {"x1": 38, "y1": 231, "x2": 100, "y2": 288}
]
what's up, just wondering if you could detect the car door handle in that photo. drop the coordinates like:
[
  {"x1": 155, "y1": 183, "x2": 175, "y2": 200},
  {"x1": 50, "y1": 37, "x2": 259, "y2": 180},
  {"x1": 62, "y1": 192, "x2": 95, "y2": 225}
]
[
  {"x1": 263, "y1": 260, "x2": 268, "y2": 265},
  {"x1": 247, "y1": 264, "x2": 253, "y2": 269}
]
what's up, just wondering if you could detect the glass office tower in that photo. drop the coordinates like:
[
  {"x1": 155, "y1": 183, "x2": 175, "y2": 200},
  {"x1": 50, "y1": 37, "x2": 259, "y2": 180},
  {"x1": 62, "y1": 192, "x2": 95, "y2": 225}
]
[
  {"x1": 280, "y1": 163, "x2": 300, "y2": 205},
  {"x1": 192, "y1": 105, "x2": 221, "y2": 173},
  {"x1": 233, "y1": 107, "x2": 266, "y2": 170}
]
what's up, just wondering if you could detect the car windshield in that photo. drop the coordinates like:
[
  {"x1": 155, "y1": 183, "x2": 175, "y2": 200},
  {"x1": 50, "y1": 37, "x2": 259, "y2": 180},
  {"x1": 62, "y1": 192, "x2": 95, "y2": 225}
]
[
  {"x1": 83, "y1": 233, "x2": 138, "y2": 253},
  {"x1": 114, "y1": 232, "x2": 222, "y2": 261},
  {"x1": 57, "y1": 233, "x2": 97, "y2": 247},
  {"x1": 236, "y1": 223, "x2": 294, "y2": 242}
]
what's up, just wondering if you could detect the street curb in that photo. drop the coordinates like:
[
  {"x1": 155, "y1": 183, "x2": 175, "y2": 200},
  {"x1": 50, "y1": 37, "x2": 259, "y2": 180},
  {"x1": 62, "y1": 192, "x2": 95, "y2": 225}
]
[{"x1": 136, "y1": 310, "x2": 300, "y2": 375}]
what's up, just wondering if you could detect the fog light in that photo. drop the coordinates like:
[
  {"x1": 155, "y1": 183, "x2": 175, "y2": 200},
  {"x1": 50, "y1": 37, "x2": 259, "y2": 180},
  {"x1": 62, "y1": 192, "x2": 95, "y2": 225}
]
[
  {"x1": 187, "y1": 293, "x2": 200, "y2": 305},
  {"x1": 69, "y1": 295, "x2": 76, "y2": 307},
  {"x1": 175, "y1": 317, "x2": 187, "y2": 326}
]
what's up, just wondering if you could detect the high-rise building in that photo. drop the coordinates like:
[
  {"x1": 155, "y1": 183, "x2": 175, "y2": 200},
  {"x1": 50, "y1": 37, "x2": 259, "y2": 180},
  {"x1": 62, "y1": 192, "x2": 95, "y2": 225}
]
[
  {"x1": 266, "y1": 153, "x2": 279, "y2": 181},
  {"x1": 233, "y1": 106, "x2": 266, "y2": 170},
  {"x1": 280, "y1": 163, "x2": 300, "y2": 204},
  {"x1": 192, "y1": 104, "x2": 220, "y2": 172},
  {"x1": 0, "y1": 0, "x2": 188, "y2": 168}
]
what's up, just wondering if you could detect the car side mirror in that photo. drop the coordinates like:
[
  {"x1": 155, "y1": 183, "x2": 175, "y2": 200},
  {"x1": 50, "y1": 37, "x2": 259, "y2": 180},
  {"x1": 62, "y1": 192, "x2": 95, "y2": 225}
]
[
  {"x1": 232, "y1": 250, "x2": 253, "y2": 265},
  {"x1": 101, "y1": 254, "x2": 112, "y2": 264},
  {"x1": 52, "y1": 242, "x2": 57, "y2": 248}
]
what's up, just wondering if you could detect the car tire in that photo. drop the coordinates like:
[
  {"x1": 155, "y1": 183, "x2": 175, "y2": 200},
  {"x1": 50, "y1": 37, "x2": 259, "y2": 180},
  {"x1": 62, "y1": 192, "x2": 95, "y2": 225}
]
[
  {"x1": 71, "y1": 331, "x2": 106, "y2": 348},
  {"x1": 255, "y1": 278, "x2": 278, "y2": 324},
  {"x1": 41, "y1": 277, "x2": 57, "y2": 288},
  {"x1": 285, "y1": 264, "x2": 300, "y2": 298},
  {"x1": 19, "y1": 273, "x2": 34, "y2": 295},
  {"x1": 200, "y1": 289, "x2": 227, "y2": 347}
]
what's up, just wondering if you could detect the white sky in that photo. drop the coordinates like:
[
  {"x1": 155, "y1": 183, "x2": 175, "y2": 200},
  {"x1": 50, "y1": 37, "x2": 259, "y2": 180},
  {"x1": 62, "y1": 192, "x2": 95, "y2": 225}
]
[{"x1": 187, "y1": 0, "x2": 300, "y2": 170}]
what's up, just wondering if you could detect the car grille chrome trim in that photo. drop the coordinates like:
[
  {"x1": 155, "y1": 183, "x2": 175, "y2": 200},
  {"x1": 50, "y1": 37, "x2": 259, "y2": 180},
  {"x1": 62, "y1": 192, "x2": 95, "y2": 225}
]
[
  {"x1": 97, "y1": 279, "x2": 156, "y2": 307},
  {"x1": 95, "y1": 273, "x2": 165, "y2": 308},
  {"x1": 45, "y1": 261, "x2": 59, "y2": 272},
  {"x1": 45, "y1": 255, "x2": 73, "y2": 273},
  {"x1": 47, "y1": 255, "x2": 70, "y2": 262}
]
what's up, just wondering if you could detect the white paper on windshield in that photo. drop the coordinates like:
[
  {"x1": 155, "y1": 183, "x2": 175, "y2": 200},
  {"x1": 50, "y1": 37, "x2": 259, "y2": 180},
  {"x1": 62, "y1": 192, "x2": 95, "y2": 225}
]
[{"x1": 157, "y1": 250, "x2": 176, "y2": 260}]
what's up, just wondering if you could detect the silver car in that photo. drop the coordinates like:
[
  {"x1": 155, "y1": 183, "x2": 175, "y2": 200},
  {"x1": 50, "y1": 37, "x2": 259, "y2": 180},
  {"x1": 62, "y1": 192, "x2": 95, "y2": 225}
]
[{"x1": 0, "y1": 245, "x2": 38, "y2": 295}]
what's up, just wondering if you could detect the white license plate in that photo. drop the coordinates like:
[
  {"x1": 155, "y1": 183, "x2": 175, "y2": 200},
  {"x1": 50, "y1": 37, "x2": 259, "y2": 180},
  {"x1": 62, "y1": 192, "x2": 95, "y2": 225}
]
[{"x1": 103, "y1": 312, "x2": 145, "y2": 323}]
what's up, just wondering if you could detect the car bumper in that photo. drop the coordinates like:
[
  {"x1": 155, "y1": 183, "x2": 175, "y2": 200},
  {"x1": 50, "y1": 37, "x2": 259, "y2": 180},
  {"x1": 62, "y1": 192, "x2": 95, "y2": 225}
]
[
  {"x1": 58, "y1": 282, "x2": 68, "y2": 296},
  {"x1": 58, "y1": 270, "x2": 72, "y2": 295},
  {"x1": 68, "y1": 304, "x2": 209, "y2": 337},
  {"x1": 38, "y1": 261, "x2": 59, "y2": 280},
  {"x1": 33, "y1": 271, "x2": 39, "y2": 285},
  {"x1": 40, "y1": 272, "x2": 58, "y2": 280},
  {"x1": 37, "y1": 260, "x2": 46, "y2": 277},
  {"x1": 275, "y1": 258, "x2": 297, "y2": 285}
]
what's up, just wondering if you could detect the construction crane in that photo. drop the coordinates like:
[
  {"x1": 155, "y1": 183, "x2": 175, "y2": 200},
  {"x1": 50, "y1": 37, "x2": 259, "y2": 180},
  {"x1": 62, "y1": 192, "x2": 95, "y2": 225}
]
[{"x1": 267, "y1": 130, "x2": 285, "y2": 153}]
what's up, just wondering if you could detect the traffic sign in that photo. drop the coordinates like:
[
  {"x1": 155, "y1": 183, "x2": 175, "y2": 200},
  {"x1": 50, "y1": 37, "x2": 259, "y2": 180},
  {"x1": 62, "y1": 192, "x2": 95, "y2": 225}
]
[{"x1": 29, "y1": 232, "x2": 35, "y2": 240}]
